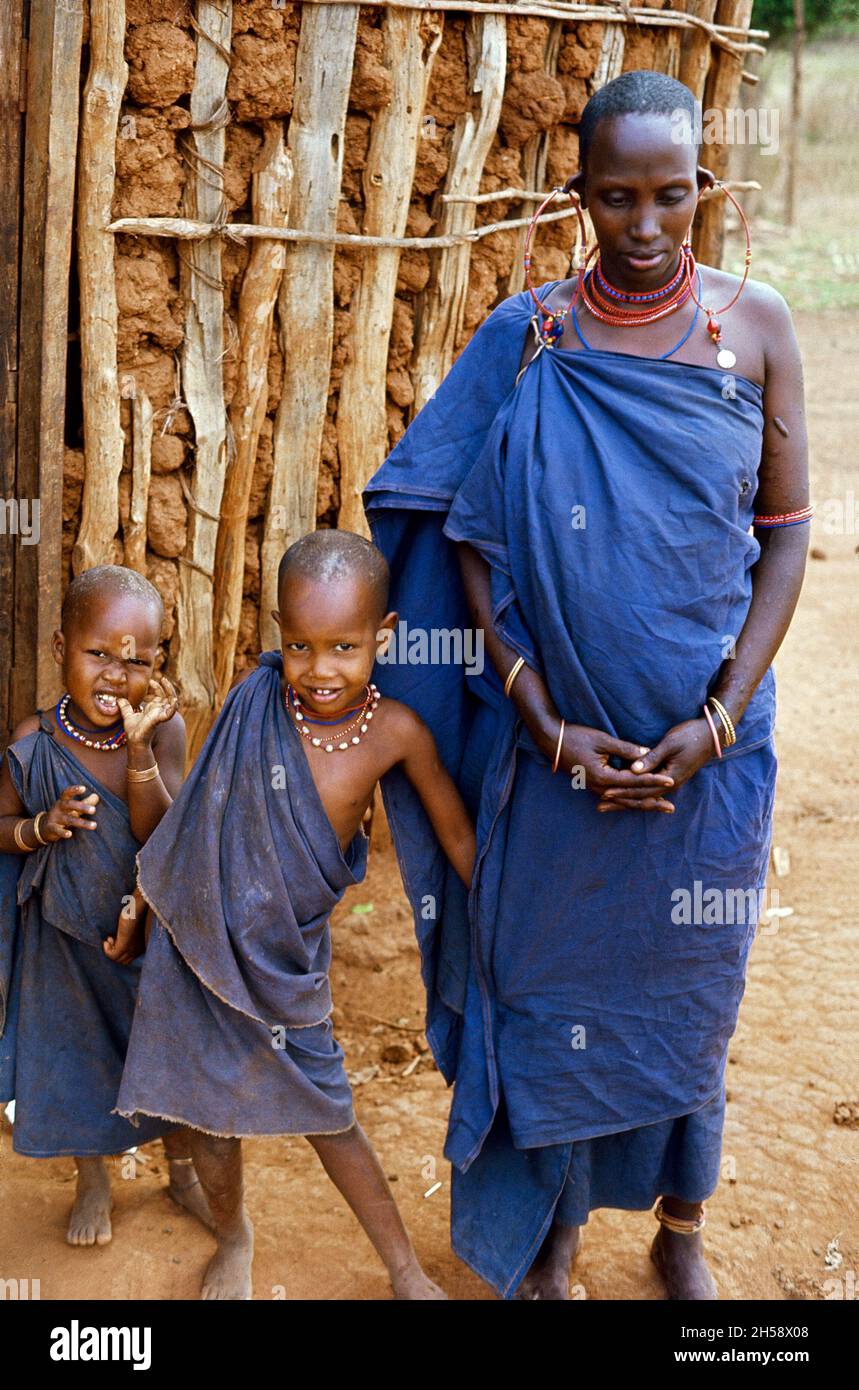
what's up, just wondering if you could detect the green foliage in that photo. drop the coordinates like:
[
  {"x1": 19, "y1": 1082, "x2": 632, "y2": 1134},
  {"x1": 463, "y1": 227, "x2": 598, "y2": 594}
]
[{"x1": 752, "y1": 0, "x2": 859, "y2": 41}]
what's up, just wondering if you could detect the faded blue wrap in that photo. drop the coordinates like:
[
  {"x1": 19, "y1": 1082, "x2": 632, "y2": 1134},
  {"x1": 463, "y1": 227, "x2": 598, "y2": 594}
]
[
  {"x1": 0, "y1": 722, "x2": 170, "y2": 1155},
  {"x1": 364, "y1": 284, "x2": 777, "y2": 1296},
  {"x1": 117, "y1": 652, "x2": 367, "y2": 1137}
]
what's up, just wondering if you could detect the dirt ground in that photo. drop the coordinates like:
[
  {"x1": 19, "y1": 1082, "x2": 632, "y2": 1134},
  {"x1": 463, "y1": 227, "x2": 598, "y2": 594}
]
[{"x1": 1, "y1": 308, "x2": 856, "y2": 1302}]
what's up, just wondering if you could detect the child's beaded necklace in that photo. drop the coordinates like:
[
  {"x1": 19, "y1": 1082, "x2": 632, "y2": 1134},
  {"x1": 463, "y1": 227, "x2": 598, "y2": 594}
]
[
  {"x1": 286, "y1": 683, "x2": 380, "y2": 753},
  {"x1": 55, "y1": 693, "x2": 128, "y2": 750}
]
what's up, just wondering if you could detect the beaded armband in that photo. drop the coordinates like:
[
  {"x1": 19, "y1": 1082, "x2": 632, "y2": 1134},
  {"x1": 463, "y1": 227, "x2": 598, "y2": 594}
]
[{"x1": 753, "y1": 504, "x2": 814, "y2": 529}]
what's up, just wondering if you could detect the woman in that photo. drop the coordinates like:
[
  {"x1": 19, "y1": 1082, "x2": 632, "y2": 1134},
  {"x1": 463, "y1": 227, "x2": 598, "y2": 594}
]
[{"x1": 364, "y1": 70, "x2": 809, "y2": 1300}]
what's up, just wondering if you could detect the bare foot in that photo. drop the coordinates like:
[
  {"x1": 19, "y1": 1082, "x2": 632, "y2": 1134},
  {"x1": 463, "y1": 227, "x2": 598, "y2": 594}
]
[
  {"x1": 650, "y1": 1226, "x2": 717, "y2": 1300},
  {"x1": 67, "y1": 1157, "x2": 112, "y2": 1247},
  {"x1": 168, "y1": 1159, "x2": 215, "y2": 1230},
  {"x1": 516, "y1": 1220, "x2": 582, "y2": 1300},
  {"x1": 201, "y1": 1216, "x2": 254, "y2": 1300},
  {"x1": 390, "y1": 1260, "x2": 448, "y2": 1300}
]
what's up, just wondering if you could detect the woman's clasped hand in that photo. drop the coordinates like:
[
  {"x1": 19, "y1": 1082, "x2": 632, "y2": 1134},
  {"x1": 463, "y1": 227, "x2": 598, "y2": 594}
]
[{"x1": 542, "y1": 718, "x2": 718, "y2": 814}]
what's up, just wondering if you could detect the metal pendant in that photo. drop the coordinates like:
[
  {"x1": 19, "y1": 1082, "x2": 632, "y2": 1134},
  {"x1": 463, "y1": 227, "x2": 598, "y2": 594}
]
[{"x1": 716, "y1": 347, "x2": 737, "y2": 370}]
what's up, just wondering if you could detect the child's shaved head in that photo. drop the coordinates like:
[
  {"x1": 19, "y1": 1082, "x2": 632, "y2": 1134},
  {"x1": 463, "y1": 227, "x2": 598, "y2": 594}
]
[
  {"x1": 277, "y1": 530, "x2": 390, "y2": 617},
  {"x1": 61, "y1": 564, "x2": 164, "y2": 635}
]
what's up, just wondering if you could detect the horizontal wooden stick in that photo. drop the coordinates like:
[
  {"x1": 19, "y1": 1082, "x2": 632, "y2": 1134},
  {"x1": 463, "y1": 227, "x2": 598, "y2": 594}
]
[
  {"x1": 109, "y1": 181, "x2": 757, "y2": 248},
  {"x1": 109, "y1": 204, "x2": 582, "y2": 249},
  {"x1": 299, "y1": 0, "x2": 768, "y2": 54},
  {"x1": 444, "y1": 179, "x2": 760, "y2": 206}
]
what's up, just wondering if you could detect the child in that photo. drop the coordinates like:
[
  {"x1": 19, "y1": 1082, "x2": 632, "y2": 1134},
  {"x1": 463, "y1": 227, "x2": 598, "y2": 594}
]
[
  {"x1": 0, "y1": 566, "x2": 210, "y2": 1246},
  {"x1": 116, "y1": 530, "x2": 476, "y2": 1300}
]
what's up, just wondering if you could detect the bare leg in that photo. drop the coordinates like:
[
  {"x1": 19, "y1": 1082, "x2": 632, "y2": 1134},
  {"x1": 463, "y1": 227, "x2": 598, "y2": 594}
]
[
  {"x1": 650, "y1": 1197, "x2": 717, "y2": 1300},
  {"x1": 162, "y1": 1128, "x2": 215, "y2": 1229},
  {"x1": 187, "y1": 1132, "x2": 253, "y2": 1300},
  {"x1": 307, "y1": 1122, "x2": 446, "y2": 1300},
  {"x1": 515, "y1": 1217, "x2": 582, "y2": 1300},
  {"x1": 67, "y1": 1156, "x2": 112, "y2": 1246}
]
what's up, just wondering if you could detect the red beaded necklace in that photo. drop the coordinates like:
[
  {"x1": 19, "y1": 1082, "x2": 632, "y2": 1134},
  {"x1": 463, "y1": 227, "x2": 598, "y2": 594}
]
[
  {"x1": 522, "y1": 179, "x2": 752, "y2": 372},
  {"x1": 580, "y1": 243, "x2": 696, "y2": 326}
]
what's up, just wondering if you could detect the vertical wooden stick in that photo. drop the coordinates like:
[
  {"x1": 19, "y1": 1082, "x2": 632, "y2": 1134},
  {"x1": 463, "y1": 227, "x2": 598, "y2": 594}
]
[
  {"x1": 213, "y1": 122, "x2": 292, "y2": 704},
  {"x1": 785, "y1": 0, "x2": 805, "y2": 228},
  {"x1": 679, "y1": 0, "x2": 720, "y2": 97},
  {"x1": 409, "y1": 14, "x2": 507, "y2": 416},
  {"x1": 695, "y1": 0, "x2": 754, "y2": 266},
  {"x1": 124, "y1": 389, "x2": 152, "y2": 576},
  {"x1": 593, "y1": 16, "x2": 626, "y2": 89},
  {"x1": 15, "y1": 0, "x2": 83, "y2": 717},
  {"x1": 172, "y1": 0, "x2": 232, "y2": 757},
  {"x1": 260, "y1": 4, "x2": 360, "y2": 651},
  {"x1": 337, "y1": 10, "x2": 443, "y2": 535},
  {"x1": 73, "y1": 0, "x2": 127, "y2": 575},
  {"x1": 0, "y1": 0, "x2": 26, "y2": 743}
]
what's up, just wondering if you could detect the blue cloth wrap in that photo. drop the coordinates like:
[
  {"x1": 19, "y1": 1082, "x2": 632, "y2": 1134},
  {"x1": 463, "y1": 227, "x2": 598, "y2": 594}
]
[
  {"x1": 117, "y1": 652, "x2": 367, "y2": 1137},
  {"x1": 364, "y1": 284, "x2": 777, "y2": 1295},
  {"x1": 0, "y1": 724, "x2": 170, "y2": 1155}
]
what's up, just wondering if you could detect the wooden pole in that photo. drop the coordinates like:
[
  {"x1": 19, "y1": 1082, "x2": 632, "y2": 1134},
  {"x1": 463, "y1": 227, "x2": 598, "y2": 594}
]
[
  {"x1": 124, "y1": 389, "x2": 152, "y2": 576},
  {"x1": 410, "y1": 13, "x2": 508, "y2": 417},
  {"x1": 15, "y1": 0, "x2": 84, "y2": 719},
  {"x1": 213, "y1": 123, "x2": 292, "y2": 704},
  {"x1": 337, "y1": 10, "x2": 443, "y2": 535},
  {"x1": 171, "y1": 0, "x2": 232, "y2": 757},
  {"x1": 785, "y1": 0, "x2": 805, "y2": 227},
  {"x1": 259, "y1": 4, "x2": 360, "y2": 651},
  {"x1": 695, "y1": 0, "x2": 754, "y2": 266},
  {"x1": 0, "y1": 0, "x2": 25, "y2": 745},
  {"x1": 74, "y1": 0, "x2": 128, "y2": 576},
  {"x1": 679, "y1": 0, "x2": 720, "y2": 97}
]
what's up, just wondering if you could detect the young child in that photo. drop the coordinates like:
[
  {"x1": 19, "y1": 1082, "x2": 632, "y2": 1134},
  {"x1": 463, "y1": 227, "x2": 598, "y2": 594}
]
[
  {"x1": 0, "y1": 566, "x2": 210, "y2": 1246},
  {"x1": 115, "y1": 530, "x2": 476, "y2": 1300}
]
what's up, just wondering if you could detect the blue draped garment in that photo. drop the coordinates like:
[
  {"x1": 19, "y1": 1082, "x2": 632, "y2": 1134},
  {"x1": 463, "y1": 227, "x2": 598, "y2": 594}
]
[
  {"x1": 364, "y1": 283, "x2": 777, "y2": 1296},
  {"x1": 117, "y1": 651, "x2": 367, "y2": 1137},
  {"x1": 0, "y1": 718, "x2": 170, "y2": 1155}
]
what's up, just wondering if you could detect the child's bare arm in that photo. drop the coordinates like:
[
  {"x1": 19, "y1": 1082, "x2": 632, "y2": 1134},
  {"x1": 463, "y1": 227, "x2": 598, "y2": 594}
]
[
  {"x1": 395, "y1": 715, "x2": 476, "y2": 888},
  {"x1": 120, "y1": 677, "x2": 186, "y2": 843},
  {"x1": 0, "y1": 717, "x2": 99, "y2": 852}
]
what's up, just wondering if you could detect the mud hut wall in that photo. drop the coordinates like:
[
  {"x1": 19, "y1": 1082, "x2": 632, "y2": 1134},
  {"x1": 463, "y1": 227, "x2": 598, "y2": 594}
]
[{"x1": 60, "y1": 0, "x2": 753, "y2": 723}]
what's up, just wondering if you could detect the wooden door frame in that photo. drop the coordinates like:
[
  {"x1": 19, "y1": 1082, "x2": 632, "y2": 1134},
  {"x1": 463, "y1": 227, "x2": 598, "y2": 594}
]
[{"x1": 1, "y1": 0, "x2": 83, "y2": 748}]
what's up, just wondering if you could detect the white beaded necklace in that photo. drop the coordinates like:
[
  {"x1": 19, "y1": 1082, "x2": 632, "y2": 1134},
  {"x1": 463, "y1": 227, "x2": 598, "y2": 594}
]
[{"x1": 287, "y1": 683, "x2": 380, "y2": 753}]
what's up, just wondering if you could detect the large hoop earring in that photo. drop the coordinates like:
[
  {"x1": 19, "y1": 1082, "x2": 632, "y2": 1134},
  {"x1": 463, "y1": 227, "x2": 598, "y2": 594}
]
[{"x1": 523, "y1": 185, "x2": 589, "y2": 344}]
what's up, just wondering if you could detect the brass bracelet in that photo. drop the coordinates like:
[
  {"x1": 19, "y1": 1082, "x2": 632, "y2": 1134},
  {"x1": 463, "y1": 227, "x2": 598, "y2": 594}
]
[
  {"x1": 551, "y1": 718, "x2": 566, "y2": 775},
  {"x1": 13, "y1": 818, "x2": 35, "y2": 852},
  {"x1": 127, "y1": 761, "x2": 160, "y2": 783},
  {"x1": 32, "y1": 810, "x2": 49, "y2": 845},
  {"x1": 654, "y1": 1198, "x2": 706, "y2": 1234},
  {"x1": 503, "y1": 655, "x2": 525, "y2": 699},
  {"x1": 707, "y1": 696, "x2": 736, "y2": 748}
]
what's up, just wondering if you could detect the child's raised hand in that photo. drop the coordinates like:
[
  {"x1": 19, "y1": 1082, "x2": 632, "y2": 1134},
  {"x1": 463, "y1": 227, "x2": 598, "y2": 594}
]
[
  {"x1": 43, "y1": 785, "x2": 100, "y2": 840},
  {"x1": 118, "y1": 676, "x2": 179, "y2": 748}
]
